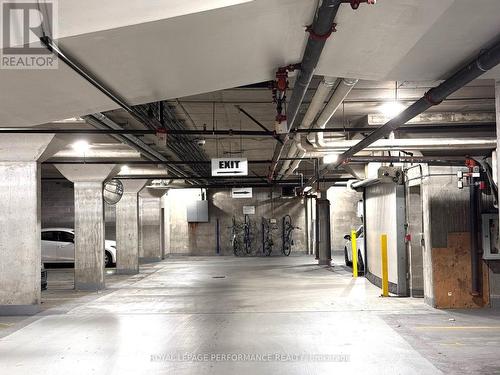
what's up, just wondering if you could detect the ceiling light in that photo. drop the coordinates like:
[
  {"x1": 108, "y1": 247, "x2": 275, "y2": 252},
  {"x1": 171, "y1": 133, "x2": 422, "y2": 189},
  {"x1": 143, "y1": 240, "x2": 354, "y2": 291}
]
[
  {"x1": 379, "y1": 101, "x2": 406, "y2": 118},
  {"x1": 71, "y1": 140, "x2": 90, "y2": 153},
  {"x1": 323, "y1": 153, "x2": 339, "y2": 164}
]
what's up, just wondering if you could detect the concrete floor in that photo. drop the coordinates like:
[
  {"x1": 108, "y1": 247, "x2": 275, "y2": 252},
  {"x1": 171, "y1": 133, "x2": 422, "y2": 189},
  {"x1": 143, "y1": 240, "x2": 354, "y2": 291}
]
[{"x1": 1, "y1": 255, "x2": 500, "y2": 374}]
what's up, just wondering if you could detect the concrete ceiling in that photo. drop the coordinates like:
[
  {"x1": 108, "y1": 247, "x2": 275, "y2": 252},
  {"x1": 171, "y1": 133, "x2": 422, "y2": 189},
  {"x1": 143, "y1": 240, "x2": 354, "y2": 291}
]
[
  {"x1": 169, "y1": 78, "x2": 496, "y2": 172},
  {"x1": 1, "y1": 0, "x2": 500, "y2": 127}
]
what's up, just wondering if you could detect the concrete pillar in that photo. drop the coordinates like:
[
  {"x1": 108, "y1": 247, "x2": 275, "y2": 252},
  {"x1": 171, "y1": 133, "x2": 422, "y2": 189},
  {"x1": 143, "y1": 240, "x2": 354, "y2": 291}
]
[
  {"x1": 317, "y1": 198, "x2": 332, "y2": 266},
  {"x1": 305, "y1": 197, "x2": 310, "y2": 255},
  {"x1": 55, "y1": 164, "x2": 116, "y2": 290},
  {"x1": 115, "y1": 180, "x2": 147, "y2": 274},
  {"x1": 139, "y1": 188, "x2": 164, "y2": 263},
  {"x1": 0, "y1": 135, "x2": 56, "y2": 315},
  {"x1": 311, "y1": 197, "x2": 317, "y2": 257},
  {"x1": 493, "y1": 80, "x2": 500, "y2": 307}
]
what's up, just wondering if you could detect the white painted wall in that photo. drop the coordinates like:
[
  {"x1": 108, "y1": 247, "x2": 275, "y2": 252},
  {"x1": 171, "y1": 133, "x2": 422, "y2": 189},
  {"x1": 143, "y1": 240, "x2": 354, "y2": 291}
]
[{"x1": 365, "y1": 183, "x2": 399, "y2": 284}]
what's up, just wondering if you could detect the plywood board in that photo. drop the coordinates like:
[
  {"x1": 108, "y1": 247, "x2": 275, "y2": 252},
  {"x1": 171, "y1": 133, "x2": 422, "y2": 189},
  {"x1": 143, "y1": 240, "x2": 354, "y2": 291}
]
[{"x1": 432, "y1": 232, "x2": 489, "y2": 309}]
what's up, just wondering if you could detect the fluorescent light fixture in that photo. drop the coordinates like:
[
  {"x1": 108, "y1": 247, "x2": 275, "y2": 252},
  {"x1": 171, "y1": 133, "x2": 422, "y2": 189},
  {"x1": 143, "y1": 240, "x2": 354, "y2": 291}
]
[
  {"x1": 53, "y1": 117, "x2": 85, "y2": 123},
  {"x1": 379, "y1": 101, "x2": 406, "y2": 118},
  {"x1": 71, "y1": 140, "x2": 90, "y2": 153},
  {"x1": 323, "y1": 153, "x2": 339, "y2": 164}
]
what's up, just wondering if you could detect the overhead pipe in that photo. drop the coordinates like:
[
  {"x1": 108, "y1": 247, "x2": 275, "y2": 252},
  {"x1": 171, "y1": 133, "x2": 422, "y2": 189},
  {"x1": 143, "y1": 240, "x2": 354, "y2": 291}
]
[
  {"x1": 344, "y1": 155, "x2": 468, "y2": 165},
  {"x1": 306, "y1": 37, "x2": 500, "y2": 188},
  {"x1": 269, "y1": 0, "x2": 375, "y2": 179},
  {"x1": 278, "y1": 76, "x2": 337, "y2": 178},
  {"x1": 81, "y1": 175, "x2": 352, "y2": 183},
  {"x1": 134, "y1": 103, "x2": 210, "y2": 176},
  {"x1": 302, "y1": 137, "x2": 497, "y2": 153},
  {"x1": 469, "y1": 180, "x2": 481, "y2": 296},
  {"x1": 350, "y1": 178, "x2": 380, "y2": 190},
  {"x1": 84, "y1": 113, "x2": 196, "y2": 182},
  {"x1": 271, "y1": 0, "x2": 340, "y2": 178},
  {"x1": 308, "y1": 78, "x2": 358, "y2": 147},
  {"x1": 284, "y1": 77, "x2": 358, "y2": 177},
  {"x1": 0, "y1": 124, "x2": 493, "y2": 135},
  {"x1": 43, "y1": 157, "x2": 318, "y2": 165}
]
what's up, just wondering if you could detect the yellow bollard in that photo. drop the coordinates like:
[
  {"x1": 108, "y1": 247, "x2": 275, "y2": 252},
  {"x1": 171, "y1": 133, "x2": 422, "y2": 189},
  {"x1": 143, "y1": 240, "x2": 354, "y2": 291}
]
[
  {"x1": 381, "y1": 234, "x2": 389, "y2": 297},
  {"x1": 351, "y1": 230, "x2": 358, "y2": 278}
]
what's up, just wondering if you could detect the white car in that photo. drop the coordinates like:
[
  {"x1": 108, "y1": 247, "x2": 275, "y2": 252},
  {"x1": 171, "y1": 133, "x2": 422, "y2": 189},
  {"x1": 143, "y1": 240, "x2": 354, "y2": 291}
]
[
  {"x1": 343, "y1": 225, "x2": 365, "y2": 274},
  {"x1": 41, "y1": 228, "x2": 116, "y2": 267}
]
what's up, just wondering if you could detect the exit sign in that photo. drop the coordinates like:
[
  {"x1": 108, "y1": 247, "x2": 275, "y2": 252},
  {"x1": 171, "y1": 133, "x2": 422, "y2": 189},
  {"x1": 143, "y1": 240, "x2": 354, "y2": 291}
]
[{"x1": 211, "y1": 158, "x2": 248, "y2": 176}]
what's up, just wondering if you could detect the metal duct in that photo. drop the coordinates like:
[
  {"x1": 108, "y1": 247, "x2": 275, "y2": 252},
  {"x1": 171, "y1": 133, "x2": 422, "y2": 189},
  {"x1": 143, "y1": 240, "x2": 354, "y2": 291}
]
[
  {"x1": 308, "y1": 78, "x2": 358, "y2": 147},
  {"x1": 278, "y1": 76, "x2": 336, "y2": 178},
  {"x1": 350, "y1": 178, "x2": 380, "y2": 190},
  {"x1": 307, "y1": 37, "x2": 500, "y2": 187}
]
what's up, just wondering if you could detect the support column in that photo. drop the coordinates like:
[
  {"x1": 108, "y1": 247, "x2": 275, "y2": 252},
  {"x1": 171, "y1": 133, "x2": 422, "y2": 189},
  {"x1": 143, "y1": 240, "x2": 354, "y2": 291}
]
[
  {"x1": 55, "y1": 164, "x2": 116, "y2": 291},
  {"x1": 493, "y1": 80, "x2": 500, "y2": 307},
  {"x1": 0, "y1": 135, "x2": 56, "y2": 315},
  {"x1": 305, "y1": 197, "x2": 310, "y2": 255},
  {"x1": 116, "y1": 180, "x2": 147, "y2": 274},
  {"x1": 139, "y1": 187, "x2": 164, "y2": 263},
  {"x1": 317, "y1": 198, "x2": 332, "y2": 266}
]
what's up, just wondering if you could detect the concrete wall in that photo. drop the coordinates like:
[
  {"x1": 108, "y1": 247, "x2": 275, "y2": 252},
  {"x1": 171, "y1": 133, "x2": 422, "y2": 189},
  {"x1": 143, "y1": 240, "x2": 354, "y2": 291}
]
[
  {"x1": 41, "y1": 180, "x2": 116, "y2": 240},
  {"x1": 138, "y1": 193, "x2": 161, "y2": 261},
  {"x1": 165, "y1": 188, "x2": 306, "y2": 256},
  {"x1": 41, "y1": 180, "x2": 74, "y2": 228},
  {"x1": 327, "y1": 186, "x2": 363, "y2": 252}
]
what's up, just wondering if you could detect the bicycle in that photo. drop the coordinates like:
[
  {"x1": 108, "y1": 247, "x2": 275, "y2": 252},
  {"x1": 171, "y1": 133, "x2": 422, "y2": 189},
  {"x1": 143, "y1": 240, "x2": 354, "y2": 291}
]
[
  {"x1": 282, "y1": 214, "x2": 300, "y2": 256},
  {"x1": 262, "y1": 217, "x2": 278, "y2": 256},
  {"x1": 243, "y1": 214, "x2": 252, "y2": 255},
  {"x1": 229, "y1": 217, "x2": 245, "y2": 256}
]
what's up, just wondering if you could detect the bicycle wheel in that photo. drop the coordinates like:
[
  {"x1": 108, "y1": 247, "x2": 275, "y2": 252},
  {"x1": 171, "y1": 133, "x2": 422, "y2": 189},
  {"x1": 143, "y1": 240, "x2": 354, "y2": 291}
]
[
  {"x1": 244, "y1": 230, "x2": 251, "y2": 254},
  {"x1": 244, "y1": 215, "x2": 252, "y2": 254},
  {"x1": 232, "y1": 236, "x2": 238, "y2": 256},
  {"x1": 263, "y1": 238, "x2": 273, "y2": 256},
  {"x1": 282, "y1": 235, "x2": 291, "y2": 256},
  {"x1": 282, "y1": 215, "x2": 293, "y2": 256}
]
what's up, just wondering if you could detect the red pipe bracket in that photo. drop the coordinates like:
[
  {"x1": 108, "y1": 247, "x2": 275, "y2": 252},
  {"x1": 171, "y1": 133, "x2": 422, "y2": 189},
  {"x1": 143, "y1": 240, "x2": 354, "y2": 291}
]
[{"x1": 305, "y1": 23, "x2": 337, "y2": 41}]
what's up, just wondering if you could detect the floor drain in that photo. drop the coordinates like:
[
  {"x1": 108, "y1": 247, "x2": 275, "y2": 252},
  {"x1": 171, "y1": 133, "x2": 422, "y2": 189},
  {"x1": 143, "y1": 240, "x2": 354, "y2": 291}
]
[{"x1": 212, "y1": 276, "x2": 226, "y2": 279}]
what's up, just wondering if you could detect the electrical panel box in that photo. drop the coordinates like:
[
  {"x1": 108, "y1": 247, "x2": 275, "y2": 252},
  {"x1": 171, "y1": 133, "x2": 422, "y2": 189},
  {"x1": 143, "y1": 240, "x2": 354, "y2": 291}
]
[
  {"x1": 378, "y1": 166, "x2": 403, "y2": 184},
  {"x1": 482, "y1": 213, "x2": 500, "y2": 260},
  {"x1": 187, "y1": 200, "x2": 209, "y2": 222}
]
